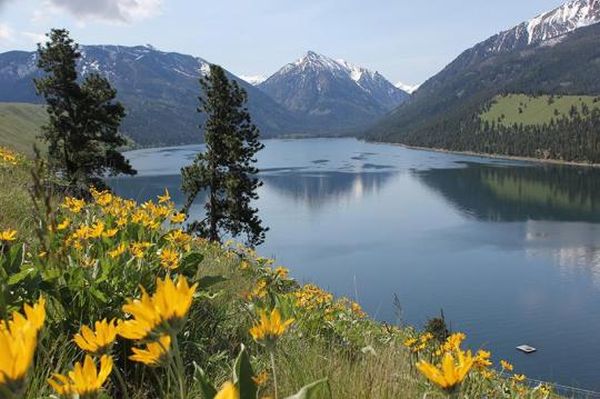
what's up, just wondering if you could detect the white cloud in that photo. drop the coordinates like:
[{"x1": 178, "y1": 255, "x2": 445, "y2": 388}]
[
  {"x1": 43, "y1": 0, "x2": 163, "y2": 24},
  {"x1": 0, "y1": 23, "x2": 14, "y2": 41},
  {"x1": 21, "y1": 31, "x2": 46, "y2": 44}
]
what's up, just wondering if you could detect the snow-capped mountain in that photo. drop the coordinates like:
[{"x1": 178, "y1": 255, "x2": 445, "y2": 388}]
[
  {"x1": 239, "y1": 75, "x2": 266, "y2": 86},
  {"x1": 258, "y1": 51, "x2": 409, "y2": 132},
  {"x1": 0, "y1": 45, "x2": 301, "y2": 145},
  {"x1": 476, "y1": 0, "x2": 600, "y2": 57}
]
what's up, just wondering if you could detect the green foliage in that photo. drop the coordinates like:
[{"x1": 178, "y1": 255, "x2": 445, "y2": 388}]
[
  {"x1": 481, "y1": 94, "x2": 600, "y2": 127},
  {"x1": 34, "y1": 29, "x2": 136, "y2": 194},
  {"x1": 424, "y1": 312, "x2": 450, "y2": 343},
  {"x1": 182, "y1": 64, "x2": 267, "y2": 247}
]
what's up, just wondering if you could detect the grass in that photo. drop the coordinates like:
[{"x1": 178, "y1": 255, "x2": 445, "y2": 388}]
[
  {"x1": 0, "y1": 156, "x2": 35, "y2": 233},
  {"x1": 0, "y1": 102, "x2": 47, "y2": 156},
  {"x1": 480, "y1": 94, "x2": 600, "y2": 127}
]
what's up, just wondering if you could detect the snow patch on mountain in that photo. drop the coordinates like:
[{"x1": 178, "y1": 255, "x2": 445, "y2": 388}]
[
  {"x1": 240, "y1": 75, "x2": 266, "y2": 85},
  {"x1": 525, "y1": 0, "x2": 599, "y2": 44},
  {"x1": 395, "y1": 81, "x2": 419, "y2": 94}
]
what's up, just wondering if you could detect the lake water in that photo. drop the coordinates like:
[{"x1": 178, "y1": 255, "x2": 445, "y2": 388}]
[{"x1": 109, "y1": 138, "x2": 600, "y2": 392}]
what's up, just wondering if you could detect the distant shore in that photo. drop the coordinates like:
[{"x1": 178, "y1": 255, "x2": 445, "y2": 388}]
[{"x1": 379, "y1": 141, "x2": 600, "y2": 168}]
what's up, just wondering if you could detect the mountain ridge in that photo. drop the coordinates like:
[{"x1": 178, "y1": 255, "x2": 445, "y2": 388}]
[
  {"x1": 0, "y1": 44, "x2": 304, "y2": 146},
  {"x1": 368, "y1": 0, "x2": 600, "y2": 146}
]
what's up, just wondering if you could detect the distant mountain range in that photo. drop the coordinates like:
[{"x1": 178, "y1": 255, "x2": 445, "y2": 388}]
[
  {"x1": 0, "y1": 45, "x2": 304, "y2": 146},
  {"x1": 0, "y1": 47, "x2": 405, "y2": 145},
  {"x1": 368, "y1": 0, "x2": 600, "y2": 145}
]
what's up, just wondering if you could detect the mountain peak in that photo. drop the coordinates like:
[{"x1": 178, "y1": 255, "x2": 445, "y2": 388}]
[
  {"x1": 525, "y1": 0, "x2": 600, "y2": 44},
  {"x1": 482, "y1": 0, "x2": 600, "y2": 54}
]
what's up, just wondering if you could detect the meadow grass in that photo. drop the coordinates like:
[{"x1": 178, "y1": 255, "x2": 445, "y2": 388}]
[
  {"x1": 0, "y1": 103, "x2": 47, "y2": 156},
  {"x1": 481, "y1": 94, "x2": 600, "y2": 127}
]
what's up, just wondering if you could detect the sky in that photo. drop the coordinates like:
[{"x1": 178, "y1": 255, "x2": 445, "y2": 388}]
[{"x1": 0, "y1": 0, "x2": 567, "y2": 85}]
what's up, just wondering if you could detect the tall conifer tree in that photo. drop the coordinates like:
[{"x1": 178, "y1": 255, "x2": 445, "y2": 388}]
[
  {"x1": 182, "y1": 64, "x2": 267, "y2": 247},
  {"x1": 34, "y1": 28, "x2": 135, "y2": 193}
]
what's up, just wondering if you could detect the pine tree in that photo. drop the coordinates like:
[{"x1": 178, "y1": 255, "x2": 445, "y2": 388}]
[
  {"x1": 34, "y1": 29, "x2": 135, "y2": 194},
  {"x1": 181, "y1": 64, "x2": 267, "y2": 247}
]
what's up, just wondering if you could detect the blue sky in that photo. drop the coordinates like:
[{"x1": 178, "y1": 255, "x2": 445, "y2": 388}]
[{"x1": 0, "y1": 0, "x2": 566, "y2": 85}]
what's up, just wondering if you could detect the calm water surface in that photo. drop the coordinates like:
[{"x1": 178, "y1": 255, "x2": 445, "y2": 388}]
[{"x1": 109, "y1": 138, "x2": 600, "y2": 391}]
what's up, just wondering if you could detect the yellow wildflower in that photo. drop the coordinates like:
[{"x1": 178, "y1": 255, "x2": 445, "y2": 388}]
[
  {"x1": 512, "y1": 373, "x2": 526, "y2": 383},
  {"x1": 119, "y1": 275, "x2": 197, "y2": 341},
  {"x1": 130, "y1": 241, "x2": 152, "y2": 259},
  {"x1": 252, "y1": 370, "x2": 269, "y2": 386},
  {"x1": 157, "y1": 189, "x2": 171, "y2": 204},
  {"x1": 480, "y1": 369, "x2": 494, "y2": 379},
  {"x1": 88, "y1": 221, "x2": 105, "y2": 239},
  {"x1": 102, "y1": 228, "x2": 118, "y2": 239},
  {"x1": 166, "y1": 229, "x2": 192, "y2": 251},
  {"x1": 500, "y1": 360, "x2": 514, "y2": 372},
  {"x1": 108, "y1": 242, "x2": 127, "y2": 259},
  {"x1": 442, "y1": 332, "x2": 466, "y2": 353},
  {"x1": 274, "y1": 267, "x2": 288, "y2": 279},
  {"x1": 129, "y1": 335, "x2": 171, "y2": 367},
  {"x1": 215, "y1": 381, "x2": 239, "y2": 399},
  {"x1": 170, "y1": 212, "x2": 186, "y2": 224},
  {"x1": 416, "y1": 349, "x2": 474, "y2": 392},
  {"x1": 0, "y1": 297, "x2": 45, "y2": 392},
  {"x1": 474, "y1": 349, "x2": 492, "y2": 368},
  {"x1": 73, "y1": 319, "x2": 119, "y2": 355},
  {"x1": 537, "y1": 384, "x2": 552, "y2": 395},
  {"x1": 57, "y1": 219, "x2": 71, "y2": 231},
  {"x1": 158, "y1": 247, "x2": 180, "y2": 270},
  {"x1": 240, "y1": 260, "x2": 250, "y2": 270},
  {"x1": 403, "y1": 337, "x2": 418, "y2": 348},
  {"x1": 62, "y1": 197, "x2": 86, "y2": 213},
  {"x1": 249, "y1": 309, "x2": 294, "y2": 345},
  {"x1": 0, "y1": 229, "x2": 17, "y2": 242},
  {"x1": 48, "y1": 355, "x2": 113, "y2": 398}
]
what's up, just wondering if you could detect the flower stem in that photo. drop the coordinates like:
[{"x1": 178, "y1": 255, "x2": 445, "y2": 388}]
[
  {"x1": 269, "y1": 349, "x2": 279, "y2": 399},
  {"x1": 112, "y1": 363, "x2": 131, "y2": 399},
  {"x1": 171, "y1": 332, "x2": 186, "y2": 399}
]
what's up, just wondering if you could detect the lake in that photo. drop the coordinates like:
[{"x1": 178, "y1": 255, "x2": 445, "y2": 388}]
[{"x1": 108, "y1": 138, "x2": 600, "y2": 392}]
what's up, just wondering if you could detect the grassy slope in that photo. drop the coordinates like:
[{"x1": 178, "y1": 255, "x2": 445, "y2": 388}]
[
  {"x1": 0, "y1": 102, "x2": 47, "y2": 156},
  {"x1": 481, "y1": 94, "x2": 600, "y2": 127}
]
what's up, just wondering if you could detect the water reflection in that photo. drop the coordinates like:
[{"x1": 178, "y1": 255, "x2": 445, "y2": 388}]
[
  {"x1": 110, "y1": 170, "x2": 399, "y2": 211},
  {"x1": 261, "y1": 171, "x2": 398, "y2": 207},
  {"x1": 524, "y1": 221, "x2": 600, "y2": 287},
  {"x1": 414, "y1": 163, "x2": 600, "y2": 222}
]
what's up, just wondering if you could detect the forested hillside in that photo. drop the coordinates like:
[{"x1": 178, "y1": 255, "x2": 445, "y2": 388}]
[{"x1": 368, "y1": 22, "x2": 600, "y2": 163}]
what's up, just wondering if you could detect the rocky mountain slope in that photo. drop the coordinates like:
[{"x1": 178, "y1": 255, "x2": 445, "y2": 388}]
[{"x1": 259, "y1": 51, "x2": 409, "y2": 133}]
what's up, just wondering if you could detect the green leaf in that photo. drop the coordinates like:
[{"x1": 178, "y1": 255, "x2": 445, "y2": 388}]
[
  {"x1": 7, "y1": 244, "x2": 24, "y2": 273},
  {"x1": 197, "y1": 275, "x2": 227, "y2": 289},
  {"x1": 181, "y1": 252, "x2": 204, "y2": 270},
  {"x1": 233, "y1": 344, "x2": 257, "y2": 399},
  {"x1": 284, "y1": 378, "x2": 329, "y2": 399},
  {"x1": 88, "y1": 287, "x2": 108, "y2": 303},
  {"x1": 7, "y1": 267, "x2": 36, "y2": 286},
  {"x1": 193, "y1": 362, "x2": 217, "y2": 399}
]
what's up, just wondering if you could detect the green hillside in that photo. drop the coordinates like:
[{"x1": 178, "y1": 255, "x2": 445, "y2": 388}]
[
  {"x1": 0, "y1": 102, "x2": 47, "y2": 155},
  {"x1": 481, "y1": 94, "x2": 600, "y2": 127}
]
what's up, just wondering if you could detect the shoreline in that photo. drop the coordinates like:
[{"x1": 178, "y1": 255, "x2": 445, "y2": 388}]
[{"x1": 377, "y1": 141, "x2": 600, "y2": 168}]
